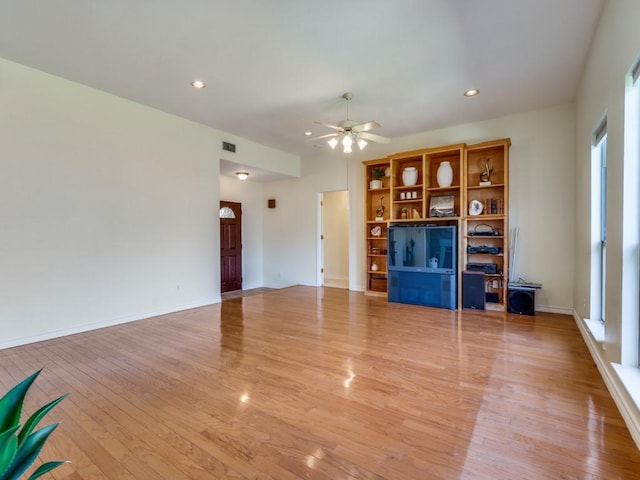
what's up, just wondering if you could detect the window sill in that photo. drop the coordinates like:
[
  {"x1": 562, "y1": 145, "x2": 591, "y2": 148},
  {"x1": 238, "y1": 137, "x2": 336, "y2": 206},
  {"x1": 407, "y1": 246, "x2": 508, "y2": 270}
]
[
  {"x1": 584, "y1": 317, "x2": 605, "y2": 342},
  {"x1": 612, "y1": 363, "x2": 640, "y2": 411}
]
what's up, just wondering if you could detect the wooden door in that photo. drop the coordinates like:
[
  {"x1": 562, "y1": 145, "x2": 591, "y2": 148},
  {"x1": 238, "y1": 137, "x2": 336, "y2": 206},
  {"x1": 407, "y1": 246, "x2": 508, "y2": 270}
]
[{"x1": 220, "y1": 201, "x2": 242, "y2": 293}]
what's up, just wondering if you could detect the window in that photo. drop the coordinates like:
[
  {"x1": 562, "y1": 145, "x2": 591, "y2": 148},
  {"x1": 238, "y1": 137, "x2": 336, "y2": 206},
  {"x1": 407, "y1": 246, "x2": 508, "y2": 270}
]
[
  {"x1": 219, "y1": 206, "x2": 236, "y2": 219},
  {"x1": 630, "y1": 58, "x2": 640, "y2": 364},
  {"x1": 630, "y1": 60, "x2": 640, "y2": 365},
  {"x1": 591, "y1": 117, "x2": 607, "y2": 323},
  {"x1": 620, "y1": 54, "x2": 640, "y2": 366},
  {"x1": 634, "y1": 60, "x2": 640, "y2": 364}
]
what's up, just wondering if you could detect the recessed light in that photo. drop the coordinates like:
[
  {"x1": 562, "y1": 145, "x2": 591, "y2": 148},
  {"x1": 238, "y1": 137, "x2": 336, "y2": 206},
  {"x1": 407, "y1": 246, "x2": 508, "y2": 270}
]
[
  {"x1": 304, "y1": 131, "x2": 312, "y2": 136},
  {"x1": 191, "y1": 80, "x2": 206, "y2": 89},
  {"x1": 464, "y1": 89, "x2": 479, "y2": 97}
]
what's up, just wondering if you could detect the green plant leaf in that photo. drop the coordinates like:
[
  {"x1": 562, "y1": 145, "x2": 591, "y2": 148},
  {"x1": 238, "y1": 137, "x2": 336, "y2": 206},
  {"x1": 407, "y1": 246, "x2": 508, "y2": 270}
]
[
  {"x1": 27, "y1": 460, "x2": 69, "y2": 480},
  {"x1": 0, "y1": 425, "x2": 19, "y2": 474},
  {"x1": 0, "y1": 370, "x2": 41, "y2": 433},
  {"x1": 17, "y1": 393, "x2": 67, "y2": 446},
  {"x1": 0, "y1": 423, "x2": 58, "y2": 480}
]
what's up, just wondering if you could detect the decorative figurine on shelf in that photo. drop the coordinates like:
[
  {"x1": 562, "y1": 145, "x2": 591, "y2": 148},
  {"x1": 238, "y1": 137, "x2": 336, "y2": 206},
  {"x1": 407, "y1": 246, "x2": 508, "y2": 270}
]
[
  {"x1": 400, "y1": 207, "x2": 408, "y2": 219},
  {"x1": 375, "y1": 197, "x2": 385, "y2": 220},
  {"x1": 480, "y1": 158, "x2": 493, "y2": 186}
]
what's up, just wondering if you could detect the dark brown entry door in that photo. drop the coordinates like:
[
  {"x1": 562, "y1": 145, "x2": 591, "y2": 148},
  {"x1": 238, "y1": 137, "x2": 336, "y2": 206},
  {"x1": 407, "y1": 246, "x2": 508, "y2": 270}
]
[{"x1": 220, "y1": 201, "x2": 242, "y2": 293}]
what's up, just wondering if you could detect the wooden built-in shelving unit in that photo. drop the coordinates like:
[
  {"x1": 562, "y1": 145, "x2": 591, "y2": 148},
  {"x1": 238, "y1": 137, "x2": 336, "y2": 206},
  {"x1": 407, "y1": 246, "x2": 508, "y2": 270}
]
[{"x1": 363, "y1": 139, "x2": 510, "y2": 310}]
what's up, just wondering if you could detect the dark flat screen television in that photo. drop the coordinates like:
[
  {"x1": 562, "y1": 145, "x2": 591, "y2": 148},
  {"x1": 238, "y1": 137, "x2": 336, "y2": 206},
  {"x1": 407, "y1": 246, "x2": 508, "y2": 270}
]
[{"x1": 388, "y1": 225, "x2": 457, "y2": 274}]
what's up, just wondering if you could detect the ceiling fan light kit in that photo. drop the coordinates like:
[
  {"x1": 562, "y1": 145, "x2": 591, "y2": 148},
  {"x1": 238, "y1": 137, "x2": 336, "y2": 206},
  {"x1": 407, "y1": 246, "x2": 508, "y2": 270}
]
[{"x1": 312, "y1": 92, "x2": 390, "y2": 154}]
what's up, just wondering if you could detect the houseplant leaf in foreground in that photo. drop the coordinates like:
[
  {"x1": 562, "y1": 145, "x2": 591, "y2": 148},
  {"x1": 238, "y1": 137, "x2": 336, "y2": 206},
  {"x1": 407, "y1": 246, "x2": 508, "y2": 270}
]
[
  {"x1": 0, "y1": 370, "x2": 68, "y2": 480},
  {"x1": 0, "y1": 370, "x2": 41, "y2": 433}
]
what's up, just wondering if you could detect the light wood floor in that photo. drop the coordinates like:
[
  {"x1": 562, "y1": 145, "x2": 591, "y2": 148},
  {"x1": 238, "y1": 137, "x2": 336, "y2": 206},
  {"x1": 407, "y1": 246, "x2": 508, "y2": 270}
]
[{"x1": 2, "y1": 286, "x2": 639, "y2": 479}]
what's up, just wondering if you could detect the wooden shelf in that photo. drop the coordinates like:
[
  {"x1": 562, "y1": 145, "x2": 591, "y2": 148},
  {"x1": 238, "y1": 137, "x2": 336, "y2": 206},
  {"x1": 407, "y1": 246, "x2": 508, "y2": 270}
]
[
  {"x1": 364, "y1": 159, "x2": 392, "y2": 296},
  {"x1": 467, "y1": 183, "x2": 505, "y2": 190},
  {"x1": 466, "y1": 216, "x2": 505, "y2": 222},
  {"x1": 465, "y1": 235, "x2": 505, "y2": 239}
]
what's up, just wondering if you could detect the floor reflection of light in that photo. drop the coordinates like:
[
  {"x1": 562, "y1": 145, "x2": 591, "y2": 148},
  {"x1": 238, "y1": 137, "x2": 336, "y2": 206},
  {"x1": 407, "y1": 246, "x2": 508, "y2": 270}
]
[
  {"x1": 344, "y1": 359, "x2": 355, "y2": 387},
  {"x1": 587, "y1": 395, "x2": 604, "y2": 458},
  {"x1": 305, "y1": 448, "x2": 325, "y2": 469},
  {"x1": 240, "y1": 393, "x2": 249, "y2": 403},
  {"x1": 344, "y1": 371, "x2": 356, "y2": 388},
  {"x1": 305, "y1": 454, "x2": 316, "y2": 469}
]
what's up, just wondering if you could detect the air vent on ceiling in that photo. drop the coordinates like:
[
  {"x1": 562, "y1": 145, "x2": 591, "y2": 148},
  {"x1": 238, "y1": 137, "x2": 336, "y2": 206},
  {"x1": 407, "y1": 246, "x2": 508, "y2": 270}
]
[{"x1": 222, "y1": 141, "x2": 236, "y2": 153}]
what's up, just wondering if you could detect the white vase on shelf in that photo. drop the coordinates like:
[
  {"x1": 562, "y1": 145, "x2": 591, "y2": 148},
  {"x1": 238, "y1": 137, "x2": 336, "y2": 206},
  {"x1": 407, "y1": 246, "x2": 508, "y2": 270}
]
[
  {"x1": 402, "y1": 167, "x2": 418, "y2": 186},
  {"x1": 436, "y1": 161, "x2": 453, "y2": 187}
]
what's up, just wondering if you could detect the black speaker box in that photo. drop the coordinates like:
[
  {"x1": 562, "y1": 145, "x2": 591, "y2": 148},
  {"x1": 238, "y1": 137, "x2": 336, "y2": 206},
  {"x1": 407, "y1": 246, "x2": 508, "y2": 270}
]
[
  {"x1": 508, "y1": 288, "x2": 535, "y2": 315},
  {"x1": 463, "y1": 271, "x2": 485, "y2": 310}
]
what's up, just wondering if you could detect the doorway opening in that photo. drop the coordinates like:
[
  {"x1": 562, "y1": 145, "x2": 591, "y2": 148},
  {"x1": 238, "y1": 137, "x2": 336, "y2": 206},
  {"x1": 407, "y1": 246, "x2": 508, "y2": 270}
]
[
  {"x1": 319, "y1": 191, "x2": 350, "y2": 289},
  {"x1": 220, "y1": 201, "x2": 242, "y2": 293}
]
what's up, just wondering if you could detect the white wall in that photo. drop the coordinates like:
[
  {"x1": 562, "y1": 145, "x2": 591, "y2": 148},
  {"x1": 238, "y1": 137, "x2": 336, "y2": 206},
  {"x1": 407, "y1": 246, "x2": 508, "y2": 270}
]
[
  {"x1": 573, "y1": 0, "x2": 640, "y2": 446},
  {"x1": 0, "y1": 58, "x2": 297, "y2": 348},
  {"x1": 262, "y1": 154, "x2": 349, "y2": 288},
  {"x1": 219, "y1": 175, "x2": 265, "y2": 290},
  {"x1": 574, "y1": 0, "x2": 640, "y2": 359}
]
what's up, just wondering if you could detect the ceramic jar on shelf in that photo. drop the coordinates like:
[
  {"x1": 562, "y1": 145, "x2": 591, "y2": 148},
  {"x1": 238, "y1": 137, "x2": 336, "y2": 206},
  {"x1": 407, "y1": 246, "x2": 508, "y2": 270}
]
[
  {"x1": 402, "y1": 167, "x2": 418, "y2": 186},
  {"x1": 436, "y1": 161, "x2": 453, "y2": 187}
]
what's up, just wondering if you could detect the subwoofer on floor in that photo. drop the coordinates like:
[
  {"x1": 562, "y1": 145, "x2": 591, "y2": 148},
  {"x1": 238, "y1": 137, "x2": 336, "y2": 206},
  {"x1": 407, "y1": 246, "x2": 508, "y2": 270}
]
[
  {"x1": 508, "y1": 288, "x2": 535, "y2": 315},
  {"x1": 463, "y1": 271, "x2": 485, "y2": 310}
]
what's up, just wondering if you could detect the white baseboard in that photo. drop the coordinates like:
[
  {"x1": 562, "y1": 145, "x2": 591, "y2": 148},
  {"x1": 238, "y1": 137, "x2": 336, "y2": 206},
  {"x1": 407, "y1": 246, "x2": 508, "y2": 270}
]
[
  {"x1": 263, "y1": 281, "x2": 297, "y2": 289},
  {"x1": 536, "y1": 304, "x2": 573, "y2": 315},
  {"x1": 0, "y1": 298, "x2": 220, "y2": 350},
  {"x1": 573, "y1": 310, "x2": 640, "y2": 450},
  {"x1": 323, "y1": 274, "x2": 349, "y2": 289}
]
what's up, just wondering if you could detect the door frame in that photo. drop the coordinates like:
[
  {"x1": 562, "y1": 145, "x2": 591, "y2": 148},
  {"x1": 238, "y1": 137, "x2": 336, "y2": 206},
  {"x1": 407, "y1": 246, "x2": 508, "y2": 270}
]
[
  {"x1": 317, "y1": 190, "x2": 350, "y2": 288},
  {"x1": 220, "y1": 200, "x2": 243, "y2": 293}
]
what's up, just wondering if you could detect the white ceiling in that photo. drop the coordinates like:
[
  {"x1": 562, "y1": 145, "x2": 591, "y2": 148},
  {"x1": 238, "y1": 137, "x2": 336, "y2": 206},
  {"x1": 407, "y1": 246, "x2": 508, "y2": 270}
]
[{"x1": 0, "y1": 0, "x2": 603, "y2": 161}]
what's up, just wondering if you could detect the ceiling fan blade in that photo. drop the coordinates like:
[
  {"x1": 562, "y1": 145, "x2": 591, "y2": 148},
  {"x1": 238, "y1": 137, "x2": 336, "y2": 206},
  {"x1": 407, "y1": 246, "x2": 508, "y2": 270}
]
[
  {"x1": 359, "y1": 131, "x2": 391, "y2": 144},
  {"x1": 352, "y1": 121, "x2": 382, "y2": 133},
  {"x1": 309, "y1": 133, "x2": 339, "y2": 141},
  {"x1": 314, "y1": 121, "x2": 345, "y2": 132}
]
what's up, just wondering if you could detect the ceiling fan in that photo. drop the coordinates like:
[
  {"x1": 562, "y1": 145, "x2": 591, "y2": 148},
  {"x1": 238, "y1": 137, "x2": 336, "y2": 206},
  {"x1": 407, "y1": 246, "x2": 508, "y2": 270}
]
[{"x1": 312, "y1": 92, "x2": 390, "y2": 153}]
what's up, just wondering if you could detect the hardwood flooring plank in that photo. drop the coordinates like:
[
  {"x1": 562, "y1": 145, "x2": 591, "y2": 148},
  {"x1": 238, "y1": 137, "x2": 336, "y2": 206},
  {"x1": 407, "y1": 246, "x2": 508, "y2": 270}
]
[{"x1": 1, "y1": 286, "x2": 639, "y2": 479}]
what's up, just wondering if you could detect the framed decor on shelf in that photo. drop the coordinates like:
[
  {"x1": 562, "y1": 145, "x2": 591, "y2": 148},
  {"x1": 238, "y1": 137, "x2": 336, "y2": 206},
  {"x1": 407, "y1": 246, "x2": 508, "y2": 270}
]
[{"x1": 429, "y1": 195, "x2": 455, "y2": 217}]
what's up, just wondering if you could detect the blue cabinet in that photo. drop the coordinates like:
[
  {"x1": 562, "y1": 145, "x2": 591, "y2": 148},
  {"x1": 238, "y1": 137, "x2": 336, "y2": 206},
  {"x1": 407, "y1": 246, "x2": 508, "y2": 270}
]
[
  {"x1": 388, "y1": 271, "x2": 457, "y2": 309},
  {"x1": 387, "y1": 224, "x2": 457, "y2": 309}
]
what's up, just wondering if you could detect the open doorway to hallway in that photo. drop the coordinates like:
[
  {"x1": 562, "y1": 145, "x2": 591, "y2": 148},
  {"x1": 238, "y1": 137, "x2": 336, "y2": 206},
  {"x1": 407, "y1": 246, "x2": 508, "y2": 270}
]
[{"x1": 320, "y1": 190, "x2": 349, "y2": 289}]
